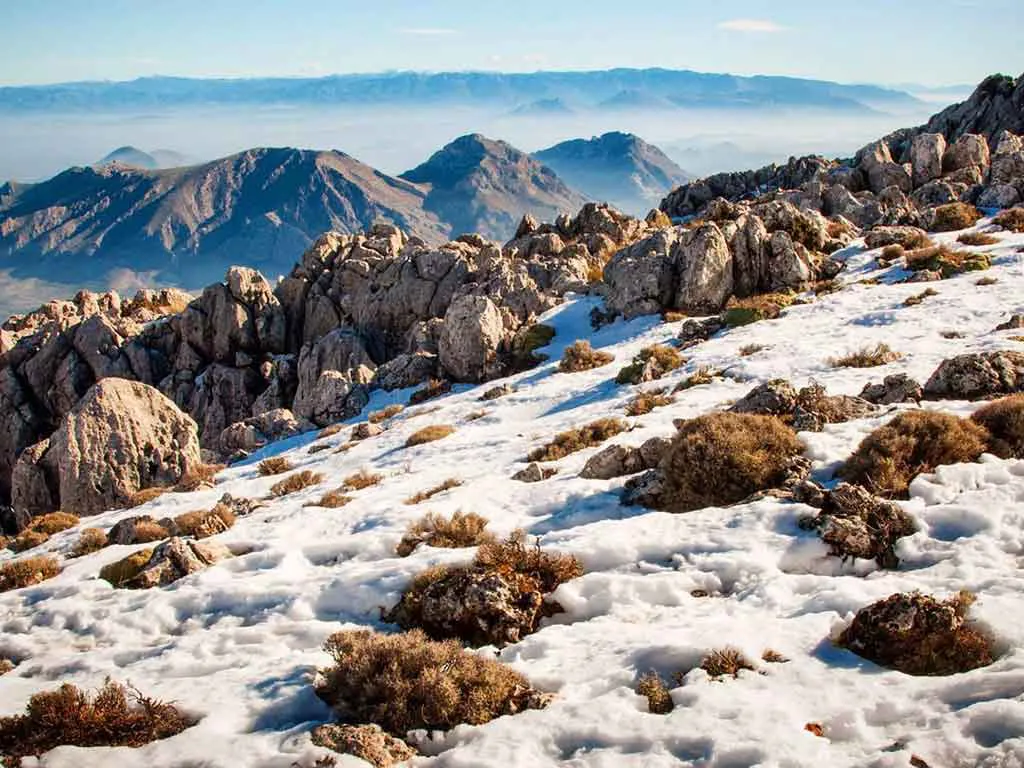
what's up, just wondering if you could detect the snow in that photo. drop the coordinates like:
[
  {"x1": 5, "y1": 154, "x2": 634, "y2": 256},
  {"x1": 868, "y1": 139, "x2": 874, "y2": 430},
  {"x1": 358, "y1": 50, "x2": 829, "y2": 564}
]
[{"x1": 2, "y1": 221, "x2": 1024, "y2": 767}]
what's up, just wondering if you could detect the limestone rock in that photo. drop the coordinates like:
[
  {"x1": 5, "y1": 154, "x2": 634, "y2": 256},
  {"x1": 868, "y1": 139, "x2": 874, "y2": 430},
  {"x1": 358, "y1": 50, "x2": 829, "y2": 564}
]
[
  {"x1": 579, "y1": 444, "x2": 646, "y2": 480},
  {"x1": 673, "y1": 223, "x2": 734, "y2": 313},
  {"x1": 923, "y1": 352, "x2": 1024, "y2": 399},
  {"x1": 438, "y1": 295, "x2": 505, "y2": 383},
  {"x1": 311, "y1": 724, "x2": 416, "y2": 768},
  {"x1": 374, "y1": 353, "x2": 439, "y2": 391},
  {"x1": 864, "y1": 226, "x2": 928, "y2": 250},
  {"x1": 126, "y1": 536, "x2": 231, "y2": 588},
  {"x1": 943, "y1": 134, "x2": 991, "y2": 174},
  {"x1": 602, "y1": 228, "x2": 679, "y2": 319},
  {"x1": 293, "y1": 329, "x2": 376, "y2": 426},
  {"x1": 107, "y1": 515, "x2": 170, "y2": 545},
  {"x1": 729, "y1": 380, "x2": 798, "y2": 416},
  {"x1": 351, "y1": 422, "x2": 384, "y2": 441},
  {"x1": 512, "y1": 463, "x2": 555, "y2": 483},
  {"x1": 910, "y1": 133, "x2": 947, "y2": 188},
  {"x1": 218, "y1": 408, "x2": 314, "y2": 458},
  {"x1": 858, "y1": 374, "x2": 923, "y2": 405}
]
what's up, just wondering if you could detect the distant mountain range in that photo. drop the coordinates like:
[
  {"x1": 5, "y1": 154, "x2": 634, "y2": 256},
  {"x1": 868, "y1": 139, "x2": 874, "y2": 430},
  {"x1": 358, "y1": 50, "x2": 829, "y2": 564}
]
[
  {"x1": 0, "y1": 69, "x2": 922, "y2": 114},
  {"x1": 99, "y1": 146, "x2": 192, "y2": 169}
]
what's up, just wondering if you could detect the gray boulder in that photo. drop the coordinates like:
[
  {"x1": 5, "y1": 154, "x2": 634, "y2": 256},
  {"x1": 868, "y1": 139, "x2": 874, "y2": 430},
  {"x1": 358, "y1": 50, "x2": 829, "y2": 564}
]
[
  {"x1": 924, "y1": 352, "x2": 1024, "y2": 399},
  {"x1": 438, "y1": 295, "x2": 506, "y2": 382}
]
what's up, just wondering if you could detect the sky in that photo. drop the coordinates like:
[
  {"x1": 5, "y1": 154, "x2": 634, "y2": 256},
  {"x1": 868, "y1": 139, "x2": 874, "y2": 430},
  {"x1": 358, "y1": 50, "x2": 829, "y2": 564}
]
[{"x1": 0, "y1": 0, "x2": 1022, "y2": 88}]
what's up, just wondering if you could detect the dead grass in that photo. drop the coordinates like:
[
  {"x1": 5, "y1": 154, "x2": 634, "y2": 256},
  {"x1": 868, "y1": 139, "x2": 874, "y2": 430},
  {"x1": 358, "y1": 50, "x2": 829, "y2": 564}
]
[
  {"x1": 957, "y1": 231, "x2": 1000, "y2": 246},
  {"x1": 616, "y1": 344, "x2": 684, "y2": 385},
  {"x1": 409, "y1": 379, "x2": 452, "y2": 406},
  {"x1": 929, "y1": 202, "x2": 982, "y2": 232},
  {"x1": 269, "y1": 470, "x2": 324, "y2": 497},
  {"x1": 673, "y1": 367, "x2": 720, "y2": 392},
  {"x1": 173, "y1": 504, "x2": 236, "y2": 539},
  {"x1": 315, "y1": 629, "x2": 547, "y2": 735},
  {"x1": 976, "y1": 276, "x2": 999, "y2": 286},
  {"x1": 396, "y1": 511, "x2": 495, "y2": 557},
  {"x1": 0, "y1": 680, "x2": 194, "y2": 763},
  {"x1": 527, "y1": 418, "x2": 628, "y2": 462},
  {"x1": 558, "y1": 340, "x2": 614, "y2": 373},
  {"x1": 762, "y1": 649, "x2": 789, "y2": 664},
  {"x1": 994, "y1": 207, "x2": 1024, "y2": 233},
  {"x1": 368, "y1": 404, "x2": 405, "y2": 424},
  {"x1": 406, "y1": 425, "x2": 456, "y2": 447},
  {"x1": 342, "y1": 469, "x2": 383, "y2": 491},
  {"x1": 940, "y1": 330, "x2": 965, "y2": 339},
  {"x1": 662, "y1": 310, "x2": 687, "y2": 323},
  {"x1": 306, "y1": 489, "x2": 353, "y2": 509},
  {"x1": 318, "y1": 424, "x2": 344, "y2": 439},
  {"x1": 636, "y1": 673, "x2": 674, "y2": 714},
  {"x1": 0, "y1": 555, "x2": 60, "y2": 592},
  {"x1": 904, "y1": 244, "x2": 991, "y2": 277},
  {"x1": 903, "y1": 288, "x2": 939, "y2": 307},
  {"x1": 10, "y1": 512, "x2": 79, "y2": 552},
  {"x1": 701, "y1": 647, "x2": 756, "y2": 679},
  {"x1": 124, "y1": 519, "x2": 171, "y2": 544},
  {"x1": 972, "y1": 395, "x2": 1024, "y2": 459},
  {"x1": 829, "y1": 342, "x2": 902, "y2": 368},
  {"x1": 99, "y1": 549, "x2": 154, "y2": 587},
  {"x1": 257, "y1": 457, "x2": 293, "y2": 477},
  {"x1": 625, "y1": 389, "x2": 675, "y2": 416},
  {"x1": 655, "y1": 413, "x2": 802, "y2": 513},
  {"x1": 71, "y1": 528, "x2": 108, "y2": 558},
  {"x1": 880, "y1": 244, "x2": 906, "y2": 264},
  {"x1": 126, "y1": 487, "x2": 170, "y2": 508},
  {"x1": 404, "y1": 478, "x2": 463, "y2": 505},
  {"x1": 739, "y1": 344, "x2": 766, "y2": 357},
  {"x1": 174, "y1": 462, "x2": 225, "y2": 492},
  {"x1": 840, "y1": 410, "x2": 990, "y2": 497},
  {"x1": 721, "y1": 294, "x2": 792, "y2": 327}
]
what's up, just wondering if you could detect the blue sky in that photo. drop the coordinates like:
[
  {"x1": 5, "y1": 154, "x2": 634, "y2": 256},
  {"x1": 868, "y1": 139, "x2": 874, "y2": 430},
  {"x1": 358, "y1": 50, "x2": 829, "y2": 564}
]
[{"x1": 2, "y1": 0, "x2": 1021, "y2": 87}]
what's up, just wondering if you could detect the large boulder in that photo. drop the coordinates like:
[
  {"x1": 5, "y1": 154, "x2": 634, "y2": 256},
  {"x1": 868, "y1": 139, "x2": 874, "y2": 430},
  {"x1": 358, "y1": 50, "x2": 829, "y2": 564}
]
[
  {"x1": 990, "y1": 131, "x2": 1024, "y2": 186},
  {"x1": 602, "y1": 228, "x2": 679, "y2": 319},
  {"x1": 910, "y1": 133, "x2": 947, "y2": 188},
  {"x1": 674, "y1": 223, "x2": 734, "y2": 313},
  {"x1": 438, "y1": 295, "x2": 506, "y2": 382},
  {"x1": 218, "y1": 408, "x2": 314, "y2": 458},
  {"x1": 126, "y1": 536, "x2": 232, "y2": 589},
  {"x1": 293, "y1": 328, "x2": 376, "y2": 426},
  {"x1": 924, "y1": 352, "x2": 1024, "y2": 399},
  {"x1": 12, "y1": 379, "x2": 201, "y2": 516},
  {"x1": 943, "y1": 134, "x2": 991, "y2": 174}
]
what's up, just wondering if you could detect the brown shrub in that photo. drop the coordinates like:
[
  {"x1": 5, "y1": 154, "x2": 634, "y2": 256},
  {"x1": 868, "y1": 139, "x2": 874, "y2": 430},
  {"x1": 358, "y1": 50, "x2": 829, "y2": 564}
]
[
  {"x1": 174, "y1": 462, "x2": 225, "y2": 492},
  {"x1": 9, "y1": 529, "x2": 48, "y2": 553},
  {"x1": 0, "y1": 680, "x2": 193, "y2": 763},
  {"x1": 409, "y1": 379, "x2": 452, "y2": 406},
  {"x1": 829, "y1": 342, "x2": 902, "y2": 368},
  {"x1": 904, "y1": 244, "x2": 991, "y2": 277},
  {"x1": 0, "y1": 659, "x2": 13, "y2": 675},
  {"x1": 880, "y1": 244, "x2": 905, "y2": 263},
  {"x1": 0, "y1": 555, "x2": 60, "y2": 592},
  {"x1": 369, "y1": 404, "x2": 405, "y2": 424},
  {"x1": 673, "y1": 367, "x2": 720, "y2": 392},
  {"x1": 656, "y1": 413, "x2": 802, "y2": 512},
  {"x1": 994, "y1": 207, "x2": 1024, "y2": 233},
  {"x1": 269, "y1": 470, "x2": 324, "y2": 497},
  {"x1": 739, "y1": 343, "x2": 766, "y2": 357},
  {"x1": 404, "y1": 478, "x2": 463, "y2": 505},
  {"x1": 957, "y1": 231, "x2": 1000, "y2": 246},
  {"x1": 662, "y1": 310, "x2": 687, "y2": 323},
  {"x1": 258, "y1": 457, "x2": 294, "y2": 476},
  {"x1": 558, "y1": 340, "x2": 614, "y2": 373},
  {"x1": 308, "y1": 443, "x2": 332, "y2": 455},
  {"x1": 126, "y1": 487, "x2": 170, "y2": 508},
  {"x1": 527, "y1": 418, "x2": 628, "y2": 462},
  {"x1": 342, "y1": 469, "x2": 384, "y2": 491},
  {"x1": 71, "y1": 528, "x2": 108, "y2": 558},
  {"x1": 306, "y1": 489, "x2": 354, "y2": 509},
  {"x1": 762, "y1": 649, "x2": 789, "y2": 664},
  {"x1": 318, "y1": 424, "x2": 344, "y2": 439},
  {"x1": 625, "y1": 390, "x2": 675, "y2": 416},
  {"x1": 406, "y1": 425, "x2": 456, "y2": 447},
  {"x1": 127, "y1": 519, "x2": 171, "y2": 544},
  {"x1": 701, "y1": 647, "x2": 756, "y2": 679},
  {"x1": 929, "y1": 202, "x2": 982, "y2": 232},
  {"x1": 314, "y1": 629, "x2": 548, "y2": 735},
  {"x1": 976, "y1": 276, "x2": 999, "y2": 286},
  {"x1": 972, "y1": 394, "x2": 1024, "y2": 458},
  {"x1": 99, "y1": 549, "x2": 154, "y2": 587},
  {"x1": 396, "y1": 511, "x2": 494, "y2": 557},
  {"x1": 474, "y1": 533, "x2": 583, "y2": 594},
  {"x1": 721, "y1": 294, "x2": 792, "y2": 327},
  {"x1": 616, "y1": 344, "x2": 684, "y2": 385},
  {"x1": 11, "y1": 512, "x2": 79, "y2": 552},
  {"x1": 840, "y1": 410, "x2": 990, "y2": 497},
  {"x1": 903, "y1": 288, "x2": 938, "y2": 307},
  {"x1": 636, "y1": 673, "x2": 674, "y2": 714},
  {"x1": 174, "y1": 504, "x2": 236, "y2": 539}
]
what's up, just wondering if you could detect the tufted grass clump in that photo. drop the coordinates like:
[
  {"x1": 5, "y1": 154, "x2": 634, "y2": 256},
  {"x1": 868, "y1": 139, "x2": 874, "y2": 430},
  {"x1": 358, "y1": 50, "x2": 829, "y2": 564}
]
[
  {"x1": 405, "y1": 478, "x2": 463, "y2": 505},
  {"x1": 558, "y1": 340, "x2": 614, "y2": 373},
  {"x1": 396, "y1": 511, "x2": 495, "y2": 557},
  {"x1": 306, "y1": 489, "x2": 353, "y2": 509},
  {"x1": 971, "y1": 394, "x2": 1024, "y2": 458},
  {"x1": 99, "y1": 549, "x2": 154, "y2": 587},
  {"x1": 406, "y1": 425, "x2": 456, "y2": 447},
  {"x1": 10, "y1": 512, "x2": 79, "y2": 552},
  {"x1": 993, "y1": 207, "x2": 1024, "y2": 233},
  {"x1": 904, "y1": 288, "x2": 938, "y2": 307},
  {"x1": 636, "y1": 673, "x2": 674, "y2": 714},
  {"x1": 721, "y1": 294, "x2": 793, "y2": 328},
  {"x1": 840, "y1": 410, "x2": 989, "y2": 497},
  {"x1": 0, "y1": 555, "x2": 60, "y2": 592},
  {"x1": 175, "y1": 462, "x2": 225, "y2": 492},
  {"x1": 342, "y1": 469, "x2": 383, "y2": 491},
  {"x1": 173, "y1": 504, "x2": 236, "y2": 539},
  {"x1": 257, "y1": 457, "x2": 294, "y2": 477},
  {"x1": 527, "y1": 418, "x2": 628, "y2": 462},
  {"x1": 409, "y1": 379, "x2": 452, "y2": 406},
  {"x1": 71, "y1": 528, "x2": 108, "y2": 558},
  {"x1": 829, "y1": 342, "x2": 902, "y2": 368},
  {"x1": 701, "y1": 648, "x2": 756, "y2": 679},
  {"x1": 673, "y1": 367, "x2": 721, "y2": 392},
  {"x1": 957, "y1": 231, "x2": 1000, "y2": 246},
  {"x1": 126, "y1": 487, "x2": 170, "y2": 508},
  {"x1": 625, "y1": 389, "x2": 675, "y2": 416},
  {"x1": 269, "y1": 470, "x2": 324, "y2": 497},
  {"x1": 368, "y1": 404, "x2": 405, "y2": 424},
  {"x1": 616, "y1": 344, "x2": 684, "y2": 385},
  {"x1": 904, "y1": 244, "x2": 991, "y2": 277},
  {"x1": 928, "y1": 202, "x2": 982, "y2": 232}
]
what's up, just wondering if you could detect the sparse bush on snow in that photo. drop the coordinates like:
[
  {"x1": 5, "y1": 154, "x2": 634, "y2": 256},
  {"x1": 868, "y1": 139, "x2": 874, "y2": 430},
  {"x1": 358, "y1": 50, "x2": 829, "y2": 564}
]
[
  {"x1": 257, "y1": 457, "x2": 293, "y2": 476},
  {"x1": 527, "y1": 418, "x2": 628, "y2": 462},
  {"x1": 396, "y1": 511, "x2": 494, "y2": 557},
  {"x1": 972, "y1": 394, "x2": 1024, "y2": 458},
  {"x1": 406, "y1": 425, "x2": 456, "y2": 447},
  {"x1": 269, "y1": 470, "x2": 324, "y2": 497},
  {"x1": 0, "y1": 555, "x2": 60, "y2": 592},
  {"x1": 558, "y1": 340, "x2": 614, "y2": 373}
]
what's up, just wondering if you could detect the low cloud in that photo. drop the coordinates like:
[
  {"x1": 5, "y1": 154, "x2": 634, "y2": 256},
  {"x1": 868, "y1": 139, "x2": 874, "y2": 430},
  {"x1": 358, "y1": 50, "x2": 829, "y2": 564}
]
[
  {"x1": 718, "y1": 18, "x2": 786, "y2": 33},
  {"x1": 399, "y1": 28, "x2": 457, "y2": 36}
]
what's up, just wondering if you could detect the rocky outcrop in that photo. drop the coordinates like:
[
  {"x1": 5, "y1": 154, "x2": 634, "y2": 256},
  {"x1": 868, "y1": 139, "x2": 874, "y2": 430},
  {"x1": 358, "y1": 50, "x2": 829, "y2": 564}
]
[
  {"x1": 126, "y1": 536, "x2": 232, "y2": 589},
  {"x1": 311, "y1": 724, "x2": 416, "y2": 768},
  {"x1": 859, "y1": 374, "x2": 923, "y2": 405},
  {"x1": 12, "y1": 379, "x2": 201, "y2": 517},
  {"x1": 923, "y1": 352, "x2": 1024, "y2": 399},
  {"x1": 218, "y1": 409, "x2": 314, "y2": 459},
  {"x1": 438, "y1": 296, "x2": 505, "y2": 383},
  {"x1": 579, "y1": 438, "x2": 670, "y2": 480}
]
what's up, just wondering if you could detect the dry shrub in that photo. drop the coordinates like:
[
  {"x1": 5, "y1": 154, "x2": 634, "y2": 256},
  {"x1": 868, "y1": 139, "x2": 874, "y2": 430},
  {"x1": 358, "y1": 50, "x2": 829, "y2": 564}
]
[
  {"x1": 315, "y1": 629, "x2": 547, "y2": 735},
  {"x1": 616, "y1": 344, "x2": 684, "y2": 385},
  {"x1": 126, "y1": 487, "x2": 169, "y2": 508},
  {"x1": 409, "y1": 379, "x2": 452, "y2": 406},
  {"x1": 656, "y1": 413, "x2": 802, "y2": 512},
  {"x1": 0, "y1": 680, "x2": 193, "y2": 763},
  {"x1": 904, "y1": 288, "x2": 938, "y2": 307},
  {"x1": 558, "y1": 340, "x2": 614, "y2": 373},
  {"x1": 811, "y1": 279, "x2": 841, "y2": 296},
  {"x1": 673, "y1": 367, "x2": 720, "y2": 392},
  {"x1": 994, "y1": 207, "x2": 1024, "y2": 233},
  {"x1": 99, "y1": 549, "x2": 154, "y2": 587},
  {"x1": 762, "y1": 649, "x2": 789, "y2": 663},
  {"x1": 880, "y1": 244, "x2": 906, "y2": 263},
  {"x1": 308, "y1": 443, "x2": 331, "y2": 455},
  {"x1": 306, "y1": 489, "x2": 354, "y2": 509},
  {"x1": 396, "y1": 511, "x2": 494, "y2": 557},
  {"x1": 721, "y1": 293, "x2": 792, "y2": 327},
  {"x1": 318, "y1": 424, "x2": 344, "y2": 439},
  {"x1": 406, "y1": 425, "x2": 456, "y2": 447},
  {"x1": 71, "y1": 528, "x2": 108, "y2": 558},
  {"x1": 739, "y1": 343, "x2": 765, "y2": 357},
  {"x1": 972, "y1": 394, "x2": 1024, "y2": 458},
  {"x1": 701, "y1": 647, "x2": 756, "y2": 679},
  {"x1": 840, "y1": 410, "x2": 989, "y2": 497},
  {"x1": 127, "y1": 519, "x2": 171, "y2": 544},
  {"x1": 0, "y1": 555, "x2": 60, "y2": 592},
  {"x1": 368, "y1": 404, "x2": 405, "y2": 424},
  {"x1": 175, "y1": 462, "x2": 225, "y2": 492},
  {"x1": 173, "y1": 504, "x2": 236, "y2": 539},
  {"x1": 636, "y1": 673, "x2": 674, "y2": 714},
  {"x1": 527, "y1": 418, "x2": 628, "y2": 462},
  {"x1": 0, "y1": 659, "x2": 13, "y2": 675},
  {"x1": 404, "y1": 478, "x2": 463, "y2": 505},
  {"x1": 269, "y1": 470, "x2": 324, "y2": 497},
  {"x1": 957, "y1": 231, "x2": 1000, "y2": 246},
  {"x1": 929, "y1": 202, "x2": 982, "y2": 232},
  {"x1": 258, "y1": 457, "x2": 293, "y2": 476},
  {"x1": 11, "y1": 512, "x2": 79, "y2": 552},
  {"x1": 904, "y1": 244, "x2": 991, "y2": 277},
  {"x1": 662, "y1": 310, "x2": 687, "y2": 323},
  {"x1": 474, "y1": 533, "x2": 583, "y2": 594},
  {"x1": 625, "y1": 390, "x2": 675, "y2": 416},
  {"x1": 343, "y1": 469, "x2": 383, "y2": 491},
  {"x1": 976, "y1": 276, "x2": 999, "y2": 286},
  {"x1": 9, "y1": 529, "x2": 48, "y2": 553},
  {"x1": 829, "y1": 342, "x2": 902, "y2": 368}
]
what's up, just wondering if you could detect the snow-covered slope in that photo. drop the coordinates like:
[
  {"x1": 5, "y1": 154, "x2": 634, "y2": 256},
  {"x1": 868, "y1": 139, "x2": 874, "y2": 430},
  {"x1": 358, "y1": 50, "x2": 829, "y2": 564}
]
[{"x1": 2, "y1": 220, "x2": 1024, "y2": 768}]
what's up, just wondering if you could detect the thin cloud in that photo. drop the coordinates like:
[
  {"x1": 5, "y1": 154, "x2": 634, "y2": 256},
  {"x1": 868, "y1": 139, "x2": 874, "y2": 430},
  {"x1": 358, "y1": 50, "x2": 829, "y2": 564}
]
[
  {"x1": 399, "y1": 28, "x2": 457, "y2": 36},
  {"x1": 718, "y1": 18, "x2": 787, "y2": 33}
]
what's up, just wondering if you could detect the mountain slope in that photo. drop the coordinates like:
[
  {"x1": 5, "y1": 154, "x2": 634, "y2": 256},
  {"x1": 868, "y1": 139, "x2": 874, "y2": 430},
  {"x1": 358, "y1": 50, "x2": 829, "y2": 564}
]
[
  {"x1": 534, "y1": 132, "x2": 691, "y2": 215},
  {"x1": 401, "y1": 134, "x2": 588, "y2": 239}
]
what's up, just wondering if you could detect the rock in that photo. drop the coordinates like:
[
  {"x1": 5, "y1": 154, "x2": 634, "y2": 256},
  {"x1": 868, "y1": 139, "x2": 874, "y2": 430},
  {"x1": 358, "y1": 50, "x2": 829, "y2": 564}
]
[
  {"x1": 218, "y1": 408, "x2": 314, "y2": 457},
  {"x1": 990, "y1": 131, "x2": 1024, "y2": 185},
  {"x1": 438, "y1": 295, "x2": 506, "y2": 383},
  {"x1": 126, "y1": 536, "x2": 231, "y2": 588},
  {"x1": 638, "y1": 437, "x2": 672, "y2": 469},
  {"x1": 673, "y1": 223, "x2": 734, "y2": 313},
  {"x1": 602, "y1": 228, "x2": 679, "y2": 319},
  {"x1": 678, "y1": 317, "x2": 724, "y2": 348},
  {"x1": 480, "y1": 383, "x2": 516, "y2": 401},
  {"x1": 351, "y1": 422, "x2": 384, "y2": 441},
  {"x1": 864, "y1": 226, "x2": 929, "y2": 250},
  {"x1": 579, "y1": 444, "x2": 646, "y2": 480},
  {"x1": 729, "y1": 380, "x2": 798, "y2": 416},
  {"x1": 911, "y1": 180, "x2": 961, "y2": 208},
  {"x1": 10, "y1": 440, "x2": 58, "y2": 516},
  {"x1": 107, "y1": 515, "x2": 169, "y2": 545},
  {"x1": 512, "y1": 463, "x2": 555, "y2": 483},
  {"x1": 0, "y1": 505, "x2": 31, "y2": 536},
  {"x1": 857, "y1": 140, "x2": 912, "y2": 194},
  {"x1": 977, "y1": 184, "x2": 1020, "y2": 209},
  {"x1": 216, "y1": 493, "x2": 262, "y2": 518},
  {"x1": 791, "y1": 384, "x2": 878, "y2": 432},
  {"x1": 374, "y1": 353, "x2": 439, "y2": 391},
  {"x1": 923, "y1": 352, "x2": 1024, "y2": 399},
  {"x1": 801, "y1": 483, "x2": 917, "y2": 568},
  {"x1": 13, "y1": 379, "x2": 201, "y2": 517},
  {"x1": 311, "y1": 724, "x2": 416, "y2": 768},
  {"x1": 910, "y1": 133, "x2": 947, "y2": 188},
  {"x1": 187, "y1": 363, "x2": 263, "y2": 448},
  {"x1": 943, "y1": 134, "x2": 991, "y2": 174},
  {"x1": 995, "y1": 315, "x2": 1024, "y2": 331},
  {"x1": 293, "y1": 328, "x2": 376, "y2": 426}
]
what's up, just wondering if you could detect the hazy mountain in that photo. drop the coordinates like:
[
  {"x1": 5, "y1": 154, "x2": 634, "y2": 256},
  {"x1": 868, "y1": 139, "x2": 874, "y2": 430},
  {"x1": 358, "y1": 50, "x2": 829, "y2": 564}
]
[
  {"x1": 534, "y1": 132, "x2": 690, "y2": 215},
  {"x1": 401, "y1": 134, "x2": 588, "y2": 239},
  {"x1": 510, "y1": 98, "x2": 576, "y2": 117},
  {"x1": 0, "y1": 69, "x2": 921, "y2": 114},
  {"x1": 98, "y1": 146, "x2": 193, "y2": 170}
]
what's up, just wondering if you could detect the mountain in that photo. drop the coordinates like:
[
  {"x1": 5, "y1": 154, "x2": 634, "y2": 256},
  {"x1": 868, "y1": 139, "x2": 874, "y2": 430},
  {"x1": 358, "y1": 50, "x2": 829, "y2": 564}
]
[
  {"x1": 0, "y1": 69, "x2": 922, "y2": 114},
  {"x1": 534, "y1": 132, "x2": 691, "y2": 215},
  {"x1": 98, "y1": 146, "x2": 160, "y2": 169},
  {"x1": 510, "y1": 97, "x2": 576, "y2": 116},
  {"x1": 401, "y1": 134, "x2": 588, "y2": 239}
]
